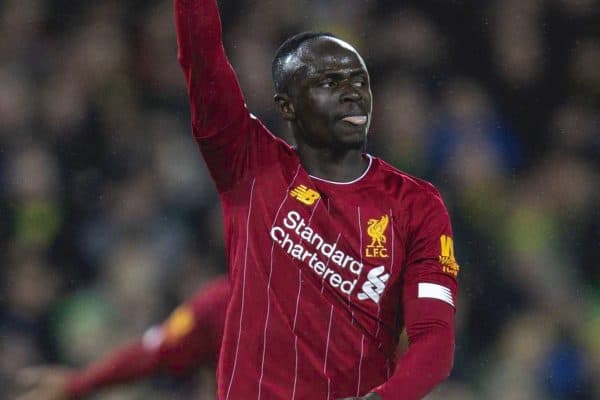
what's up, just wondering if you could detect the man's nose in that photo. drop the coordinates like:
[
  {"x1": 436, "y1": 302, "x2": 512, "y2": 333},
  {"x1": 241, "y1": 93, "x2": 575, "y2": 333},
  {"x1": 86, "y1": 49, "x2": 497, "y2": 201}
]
[{"x1": 340, "y1": 85, "x2": 362, "y2": 103}]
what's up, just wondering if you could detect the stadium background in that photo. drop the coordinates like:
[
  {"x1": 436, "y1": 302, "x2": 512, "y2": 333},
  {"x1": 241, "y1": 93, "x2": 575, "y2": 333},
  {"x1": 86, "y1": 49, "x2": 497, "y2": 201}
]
[{"x1": 1, "y1": 0, "x2": 598, "y2": 398}]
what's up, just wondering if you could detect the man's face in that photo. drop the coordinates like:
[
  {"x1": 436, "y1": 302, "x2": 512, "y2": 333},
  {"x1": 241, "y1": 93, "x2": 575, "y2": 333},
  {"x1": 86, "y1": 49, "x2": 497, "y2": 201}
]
[{"x1": 286, "y1": 37, "x2": 372, "y2": 150}]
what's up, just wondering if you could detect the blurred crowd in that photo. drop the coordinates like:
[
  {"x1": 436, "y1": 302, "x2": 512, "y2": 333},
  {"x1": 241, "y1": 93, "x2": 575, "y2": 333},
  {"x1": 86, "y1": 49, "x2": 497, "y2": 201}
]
[{"x1": 1, "y1": 0, "x2": 598, "y2": 399}]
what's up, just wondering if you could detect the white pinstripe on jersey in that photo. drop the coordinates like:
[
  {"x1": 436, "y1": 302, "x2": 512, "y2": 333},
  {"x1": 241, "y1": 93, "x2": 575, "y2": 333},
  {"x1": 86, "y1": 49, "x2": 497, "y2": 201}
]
[
  {"x1": 291, "y1": 196, "x2": 321, "y2": 400},
  {"x1": 225, "y1": 178, "x2": 256, "y2": 400},
  {"x1": 321, "y1": 233, "x2": 341, "y2": 294},
  {"x1": 324, "y1": 305, "x2": 334, "y2": 400},
  {"x1": 258, "y1": 166, "x2": 302, "y2": 400},
  {"x1": 352, "y1": 206, "x2": 363, "y2": 325},
  {"x1": 357, "y1": 334, "x2": 365, "y2": 396}
]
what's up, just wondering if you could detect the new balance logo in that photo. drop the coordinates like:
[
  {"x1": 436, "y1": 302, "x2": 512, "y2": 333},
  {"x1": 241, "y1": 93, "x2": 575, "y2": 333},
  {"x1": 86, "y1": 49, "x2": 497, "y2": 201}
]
[
  {"x1": 357, "y1": 266, "x2": 390, "y2": 304},
  {"x1": 290, "y1": 185, "x2": 320, "y2": 205}
]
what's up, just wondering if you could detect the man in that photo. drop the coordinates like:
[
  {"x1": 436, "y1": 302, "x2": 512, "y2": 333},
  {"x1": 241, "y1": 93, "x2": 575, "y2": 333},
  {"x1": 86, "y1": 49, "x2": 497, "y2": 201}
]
[
  {"x1": 16, "y1": 277, "x2": 229, "y2": 400},
  {"x1": 175, "y1": 1, "x2": 459, "y2": 399}
]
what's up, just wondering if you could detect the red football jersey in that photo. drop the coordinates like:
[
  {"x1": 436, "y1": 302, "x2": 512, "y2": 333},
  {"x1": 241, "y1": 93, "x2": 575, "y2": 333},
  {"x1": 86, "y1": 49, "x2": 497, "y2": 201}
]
[{"x1": 175, "y1": 1, "x2": 458, "y2": 399}]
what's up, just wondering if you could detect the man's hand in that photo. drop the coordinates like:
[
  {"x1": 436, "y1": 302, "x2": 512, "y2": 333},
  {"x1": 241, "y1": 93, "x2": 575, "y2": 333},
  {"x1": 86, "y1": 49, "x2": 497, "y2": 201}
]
[
  {"x1": 337, "y1": 393, "x2": 383, "y2": 400},
  {"x1": 15, "y1": 366, "x2": 73, "y2": 400}
]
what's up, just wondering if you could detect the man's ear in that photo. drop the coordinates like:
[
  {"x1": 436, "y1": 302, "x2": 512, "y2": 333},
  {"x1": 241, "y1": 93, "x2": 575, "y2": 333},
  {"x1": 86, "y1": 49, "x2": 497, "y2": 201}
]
[{"x1": 274, "y1": 93, "x2": 295, "y2": 121}]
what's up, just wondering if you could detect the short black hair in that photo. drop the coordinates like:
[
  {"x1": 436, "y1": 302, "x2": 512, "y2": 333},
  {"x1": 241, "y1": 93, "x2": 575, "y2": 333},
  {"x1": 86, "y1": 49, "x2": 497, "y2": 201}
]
[{"x1": 272, "y1": 32, "x2": 338, "y2": 93}]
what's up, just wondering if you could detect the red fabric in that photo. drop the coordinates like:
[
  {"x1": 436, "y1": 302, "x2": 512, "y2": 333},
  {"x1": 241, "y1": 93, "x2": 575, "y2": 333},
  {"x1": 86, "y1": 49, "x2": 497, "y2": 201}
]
[
  {"x1": 371, "y1": 192, "x2": 457, "y2": 400},
  {"x1": 66, "y1": 341, "x2": 160, "y2": 398},
  {"x1": 175, "y1": 0, "x2": 457, "y2": 398},
  {"x1": 158, "y1": 277, "x2": 229, "y2": 373},
  {"x1": 372, "y1": 290, "x2": 455, "y2": 400},
  {"x1": 66, "y1": 277, "x2": 229, "y2": 398}
]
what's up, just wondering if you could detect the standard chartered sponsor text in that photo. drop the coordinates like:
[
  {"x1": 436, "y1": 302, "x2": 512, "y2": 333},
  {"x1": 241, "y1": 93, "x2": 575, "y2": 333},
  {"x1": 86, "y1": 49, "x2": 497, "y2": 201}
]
[{"x1": 271, "y1": 210, "x2": 362, "y2": 294}]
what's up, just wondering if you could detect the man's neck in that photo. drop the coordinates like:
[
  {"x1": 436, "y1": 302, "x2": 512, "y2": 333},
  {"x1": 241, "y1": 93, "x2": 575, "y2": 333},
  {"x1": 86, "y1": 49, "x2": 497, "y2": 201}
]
[{"x1": 295, "y1": 144, "x2": 369, "y2": 183}]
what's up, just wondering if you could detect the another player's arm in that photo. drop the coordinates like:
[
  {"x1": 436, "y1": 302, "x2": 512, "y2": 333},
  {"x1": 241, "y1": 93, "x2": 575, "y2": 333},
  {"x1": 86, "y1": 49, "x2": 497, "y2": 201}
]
[
  {"x1": 17, "y1": 278, "x2": 230, "y2": 399},
  {"x1": 174, "y1": 0, "x2": 274, "y2": 191},
  {"x1": 65, "y1": 340, "x2": 162, "y2": 398},
  {"x1": 15, "y1": 339, "x2": 165, "y2": 400},
  {"x1": 371, "y1": 192, "x2": 457, "y2": 400}
]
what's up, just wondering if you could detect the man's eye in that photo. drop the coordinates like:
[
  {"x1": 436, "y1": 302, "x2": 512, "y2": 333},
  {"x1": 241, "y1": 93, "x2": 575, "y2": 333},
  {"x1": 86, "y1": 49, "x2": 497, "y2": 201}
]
[
  {"x1": 352, "y1": 80, "x2": 365, "y2": 88},
  {"x1": 320, "y1": 80, "x2": 337, "y2": 88}
]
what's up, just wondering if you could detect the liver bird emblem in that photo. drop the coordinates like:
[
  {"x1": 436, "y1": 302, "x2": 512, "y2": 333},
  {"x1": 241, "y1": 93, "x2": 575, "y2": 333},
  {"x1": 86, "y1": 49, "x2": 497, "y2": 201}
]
[{"x1": 367, "y1": 215, "x2": 389, "y2": 248}]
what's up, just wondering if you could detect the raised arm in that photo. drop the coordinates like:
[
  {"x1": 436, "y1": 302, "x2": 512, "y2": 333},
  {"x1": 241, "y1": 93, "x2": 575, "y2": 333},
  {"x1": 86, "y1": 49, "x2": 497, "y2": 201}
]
[
  {"x1": 174, "y1": 0, "x2": 281, "y2": 192},
  {"x1": 174, "y1": 0, "x2": 246, "y2": 140}
]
